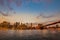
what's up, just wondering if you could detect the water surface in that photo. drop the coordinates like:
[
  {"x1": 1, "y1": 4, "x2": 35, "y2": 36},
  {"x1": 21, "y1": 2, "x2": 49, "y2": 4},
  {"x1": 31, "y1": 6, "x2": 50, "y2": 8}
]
[{"x1": 0, "y1": 29, "x2": 60, "y2": 40}]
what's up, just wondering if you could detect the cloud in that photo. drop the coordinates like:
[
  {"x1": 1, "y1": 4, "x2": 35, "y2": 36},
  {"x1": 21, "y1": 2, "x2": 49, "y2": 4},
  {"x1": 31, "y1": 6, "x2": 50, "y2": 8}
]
[
  {"x1": 32, "y1": 0, "x2": 41, "y2": 3},
  {"x1": 0, "y1": 0, "x2": 4, "y2": 6},
  {"x1": 7, "y1": 0, "x2": 13, "y2": 3},
  {"x1": 0, "y1": 11, "x2": 9, "y2": 16},
  {"x1": 15, "y1": 0, "x2": 22, "y2": 7},
  {"x1": 36, "y1": 12, "x2": 60, "y2": 18}
]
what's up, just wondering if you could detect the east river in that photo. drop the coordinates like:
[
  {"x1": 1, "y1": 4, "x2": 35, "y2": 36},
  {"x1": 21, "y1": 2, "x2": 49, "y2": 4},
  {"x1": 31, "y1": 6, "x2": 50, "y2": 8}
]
[{"x1": 0, "y1": 29, "x2": 60, "y2": 40}]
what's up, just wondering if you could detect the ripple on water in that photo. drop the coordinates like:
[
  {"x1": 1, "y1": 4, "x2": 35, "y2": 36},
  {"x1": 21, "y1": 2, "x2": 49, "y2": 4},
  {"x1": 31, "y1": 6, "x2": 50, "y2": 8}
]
[{"x1": 0, "y1": 30, "x2": 60, "y2": 40}]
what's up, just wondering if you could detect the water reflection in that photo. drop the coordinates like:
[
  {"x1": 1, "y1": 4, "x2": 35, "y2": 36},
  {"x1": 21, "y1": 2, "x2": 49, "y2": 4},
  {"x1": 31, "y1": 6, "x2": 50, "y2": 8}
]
[{"x1": 0, "y1": 30, "x2": 60, "y2": 40}]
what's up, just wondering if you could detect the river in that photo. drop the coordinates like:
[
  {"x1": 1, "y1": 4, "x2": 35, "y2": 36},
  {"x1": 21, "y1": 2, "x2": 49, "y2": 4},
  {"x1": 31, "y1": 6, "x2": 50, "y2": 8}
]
[{"x1": 0, "y1": 29, "x2": 60, "y2": 40}]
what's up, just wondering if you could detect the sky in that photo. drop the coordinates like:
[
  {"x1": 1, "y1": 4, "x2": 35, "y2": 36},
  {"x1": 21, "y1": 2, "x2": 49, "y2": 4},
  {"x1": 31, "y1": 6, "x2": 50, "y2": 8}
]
[{"x1": 0, "y1": 0, "x2": 60, "y2": 23}]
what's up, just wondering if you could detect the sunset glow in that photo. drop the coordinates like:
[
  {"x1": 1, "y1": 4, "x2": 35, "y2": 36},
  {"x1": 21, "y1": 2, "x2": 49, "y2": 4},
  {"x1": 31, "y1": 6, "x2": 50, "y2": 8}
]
[{"x1": 0, "y1": 0, "x2": 60, "y2": 23}]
